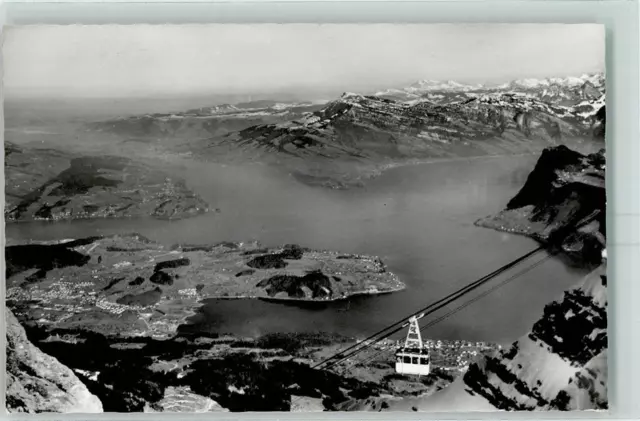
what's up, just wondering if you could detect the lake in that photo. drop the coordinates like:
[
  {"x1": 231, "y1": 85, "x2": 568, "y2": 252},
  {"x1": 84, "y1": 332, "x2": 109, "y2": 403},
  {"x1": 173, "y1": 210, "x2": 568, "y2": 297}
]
[{"x1": 5, "y1": 154, "x2": 589, "y2": 345}]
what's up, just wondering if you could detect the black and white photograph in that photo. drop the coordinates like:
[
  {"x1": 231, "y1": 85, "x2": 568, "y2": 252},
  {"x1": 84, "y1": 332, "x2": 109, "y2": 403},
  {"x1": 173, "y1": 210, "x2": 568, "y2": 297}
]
[{"x1": 3, "y1": 24, "x2": 606, "y2": 413}]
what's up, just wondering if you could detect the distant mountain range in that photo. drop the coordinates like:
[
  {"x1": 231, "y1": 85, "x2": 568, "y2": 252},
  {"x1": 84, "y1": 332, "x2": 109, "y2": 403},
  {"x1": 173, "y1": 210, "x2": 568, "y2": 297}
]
[
  {"x1": 87, "y1": 100, "x2": 327, "y2": 139},
  {"x1": 374, "y1": 73, "x2": 604, "y2": 106},
  {"x1": 88, "y1": 73, "x2": 606, "y2": 188},
  {"x1": 214, "y1": 91, "x2": 595, "y2": 159}
]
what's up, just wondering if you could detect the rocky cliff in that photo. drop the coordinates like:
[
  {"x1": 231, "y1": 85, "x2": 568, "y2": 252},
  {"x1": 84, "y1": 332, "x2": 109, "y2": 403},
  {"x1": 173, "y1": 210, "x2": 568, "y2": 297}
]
[
  {"x1": 476, "y1": 145, "x2": 605, "y2": 265},
  {"x1": 381, "y1": 143, "x2": 607, "y2": 412},
  {"x1": 383, "y1": 265, "x2": 607, "y2": 412},
  {"x1": 461, "y1": 265, "x2": 607, "y2": 410},
  {"x1": 5, "y1": 309, "x2": 103, "y2": 413}
]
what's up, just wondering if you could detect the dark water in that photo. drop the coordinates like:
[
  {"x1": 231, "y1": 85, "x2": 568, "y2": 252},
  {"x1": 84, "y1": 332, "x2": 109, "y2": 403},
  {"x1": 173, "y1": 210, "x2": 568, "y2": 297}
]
[{"x1": 5, "y1": 156, "x2": 589, "y2": 344}]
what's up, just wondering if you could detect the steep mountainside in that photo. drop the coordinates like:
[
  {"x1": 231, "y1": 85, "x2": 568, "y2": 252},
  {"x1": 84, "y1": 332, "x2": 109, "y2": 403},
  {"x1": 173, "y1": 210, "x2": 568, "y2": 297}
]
[
  {"x1": 377, "y1": 144, "x2": 607, "y2": 412},
  {"x1": 382, "y1": 265, "x2": 607, "y2": 411},
  {"x1": 191, "y1": 91, "x2": 598, "y2": 160},
  {"x1": 165, "y1": 91, "x2": 603, "y2": 189},
  {"x1": 4, "y1": 141, "x2": 209, "y2": 222},
  {"x1": 6, "y1": 309, "x2": 103, "y2": 413},
  {"x1": 476, "y1": 145, "x2": 605, "y2": 265}
]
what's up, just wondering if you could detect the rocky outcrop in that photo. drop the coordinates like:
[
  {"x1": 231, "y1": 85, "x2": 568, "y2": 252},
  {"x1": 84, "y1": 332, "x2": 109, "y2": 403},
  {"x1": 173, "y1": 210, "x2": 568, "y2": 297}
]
[
  {"x1": 461, "y1": 266, "x2": 607, "y2": 410},
  {"x1": 592, "y1": 104, "x2": 606, "y2": 140},
  {"x1": 14, "y1": 326, "x2": 383, "y2": 412},
  {"x1": 552, "y1": 350, "x2": 608, "y2": 410},
  {"x1": 5, "y1": 309, "x2": 103, "y2": 413},
  {"x1": 4, "y1": 142, "x2": 209, "y2": 222},
  {"x1": 476, "y1": 145, "x2": 605, "y2": 265},
  {"x1": 378, "y1": 143, "x2": 608, "y2": 412},
  {"x1": 144, "y1": 386, "x2": 229, "y2": 412},
  {"x1": 382, "y1": 265, "x2": 607, "y2": 412}
]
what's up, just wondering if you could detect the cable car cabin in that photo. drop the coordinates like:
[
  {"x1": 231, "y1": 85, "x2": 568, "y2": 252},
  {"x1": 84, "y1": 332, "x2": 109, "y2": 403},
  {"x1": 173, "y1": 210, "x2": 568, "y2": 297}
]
[
  {"x1": 395, "y1": 347, "x2": 431, "y2": 376},
  {"x1": 394, "y1": 315, "x2": 431, "y2": 376}
]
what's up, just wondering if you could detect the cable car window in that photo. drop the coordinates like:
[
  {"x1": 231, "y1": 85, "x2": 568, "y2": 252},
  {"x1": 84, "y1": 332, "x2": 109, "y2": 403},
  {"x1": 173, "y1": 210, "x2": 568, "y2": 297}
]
[
  {"x1": 396, "y1": 356, "x2": 402, "y2": 363},
  {"x1": 420, "y1": 357, "x2": 428, "y2": 365},
  {"x1": 412, "y1": 357, "x2": 419, "y2": 364},
  {"x1": 403, "y1": 356, "x2": 411, "y2": 364}
]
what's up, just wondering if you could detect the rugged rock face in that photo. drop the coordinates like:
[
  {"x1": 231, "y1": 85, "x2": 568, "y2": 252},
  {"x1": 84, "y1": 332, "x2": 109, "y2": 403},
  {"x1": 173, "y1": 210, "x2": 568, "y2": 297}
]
[
  {"x1": 5, "y1": 142, "x2": 209, "y2": 222},
  {"x1": 144, "y1": 386, "x2": 229, "y2": 412},
  {"x1": 476, "y1": 145, "x2": 605, "y2": 265},
  {"x1": 208, "y1": 92, "x2": 592, "y2": 161},
  {"x1": 378, "y1": 143, "x2": 608, "y2": 412},
  {"x1": 462, "y1": 266, "x2": 607, "y2": 410},
  {"x1": 344, "y1": 139, "x2": 611, "y2": 413},
  {"x1": 13, "y1": 326, "x2": 384, "y2": 412},
  {"x1": 5, "y1": 309, "x2": 103, "y2": 413},
  {"x1": 592, "y1": 104, "x2": 606, "y2": 140},
  {"x1": 382, "y1": 265, "x2": 607, "y2": 412}
]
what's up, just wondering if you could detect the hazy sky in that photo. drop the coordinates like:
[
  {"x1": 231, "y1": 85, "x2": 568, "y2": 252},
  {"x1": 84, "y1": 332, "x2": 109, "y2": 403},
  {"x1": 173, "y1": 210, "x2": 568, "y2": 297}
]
[{"x1": 3, "y1": 24, "x2": 605, "y2": 99}]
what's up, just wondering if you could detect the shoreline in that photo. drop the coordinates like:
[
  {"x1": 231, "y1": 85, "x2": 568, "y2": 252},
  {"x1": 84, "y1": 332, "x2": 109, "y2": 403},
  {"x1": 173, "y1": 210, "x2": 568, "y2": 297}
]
[
  {"x1": 191, "y1": 284, "x2": 405, "y2": 304},
  {"x1": 3, "y1": 149, "x2": 548, "y2": 230},
  {"x1": 6, "y1": 234, "x2": 406, "y2": 339},
  {"x1": 3, "y1": 151, "x2": 544, "y2": 236}
]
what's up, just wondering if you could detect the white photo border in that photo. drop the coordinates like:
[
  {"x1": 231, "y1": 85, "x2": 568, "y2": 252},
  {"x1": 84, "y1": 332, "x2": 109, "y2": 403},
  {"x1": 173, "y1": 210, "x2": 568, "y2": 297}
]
[{"x1": 1, "y1": 1, "x2": 638, "y2": 420}]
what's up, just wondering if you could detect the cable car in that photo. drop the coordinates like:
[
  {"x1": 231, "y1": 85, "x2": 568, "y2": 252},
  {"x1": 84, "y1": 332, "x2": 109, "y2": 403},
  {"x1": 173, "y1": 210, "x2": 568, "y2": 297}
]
[{"x1": 395, "y1": 314, "x2": 430, "y2": 376}]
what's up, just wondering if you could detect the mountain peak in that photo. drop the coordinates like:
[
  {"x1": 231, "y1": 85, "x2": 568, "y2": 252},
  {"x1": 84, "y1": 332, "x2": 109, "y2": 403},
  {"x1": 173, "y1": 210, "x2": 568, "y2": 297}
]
[
  {"x1": 340, "y1": 92, "x2": 365, "y2": 99},
  {"x1": 407, "y1": 79, "x2": 480, "y2": 92}
]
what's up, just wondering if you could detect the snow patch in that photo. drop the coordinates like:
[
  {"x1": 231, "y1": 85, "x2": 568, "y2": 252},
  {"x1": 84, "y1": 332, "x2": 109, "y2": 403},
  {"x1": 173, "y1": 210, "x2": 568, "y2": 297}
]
[{"x1": 228, "y1": 385, "x2": 246, "y2": 395}]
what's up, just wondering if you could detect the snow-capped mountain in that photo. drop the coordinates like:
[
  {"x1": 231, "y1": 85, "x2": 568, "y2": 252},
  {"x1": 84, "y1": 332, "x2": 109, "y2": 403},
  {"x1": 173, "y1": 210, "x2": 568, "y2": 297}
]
[
  {"x1": 379, "y1": 145, "x2": 607, "y2": 412},
  {"x1": 501, "y1": 73, "x2": 604, "y2": 90},
  {"x1": 382, "y1": 265, "x2": 607, "y2": 412},
  {"x1": 406, "y1": 79, "x2": 483, "y2": 93},
  {"x1": 87, "y1": 100, "x2": 327, "y2": 138},
  {"x1": 375, "y1": 73, "x2": 605, "y2": 106},
  {"x1": 89, "y1": 76, "x2": 605, "y2": 189},
  {"x1": 176, "y1": 91, "x2": 600, "y2": 174}
]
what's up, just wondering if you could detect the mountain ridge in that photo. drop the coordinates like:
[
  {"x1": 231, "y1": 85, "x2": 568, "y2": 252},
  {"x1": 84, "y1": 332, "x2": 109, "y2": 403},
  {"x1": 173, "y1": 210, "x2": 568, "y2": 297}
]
[
  {"x1": 374, "y1": 142, "x2": 608, "y2": 412},
  {"x1": 85, "y1": 72, "x2": 605, "y2": 189},
  {"x1": 373, "y1": 264, "x2": 606, "y2": 412},
  {"x1": 375, "y1": 73, "x2": 604, "y2": 105}
]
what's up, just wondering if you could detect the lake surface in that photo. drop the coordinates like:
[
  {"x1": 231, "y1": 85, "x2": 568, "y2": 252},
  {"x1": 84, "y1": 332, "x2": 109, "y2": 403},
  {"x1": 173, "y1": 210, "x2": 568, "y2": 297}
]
[{"x1": 5, "y1": 155, "x2": 589, "y2": 345}]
